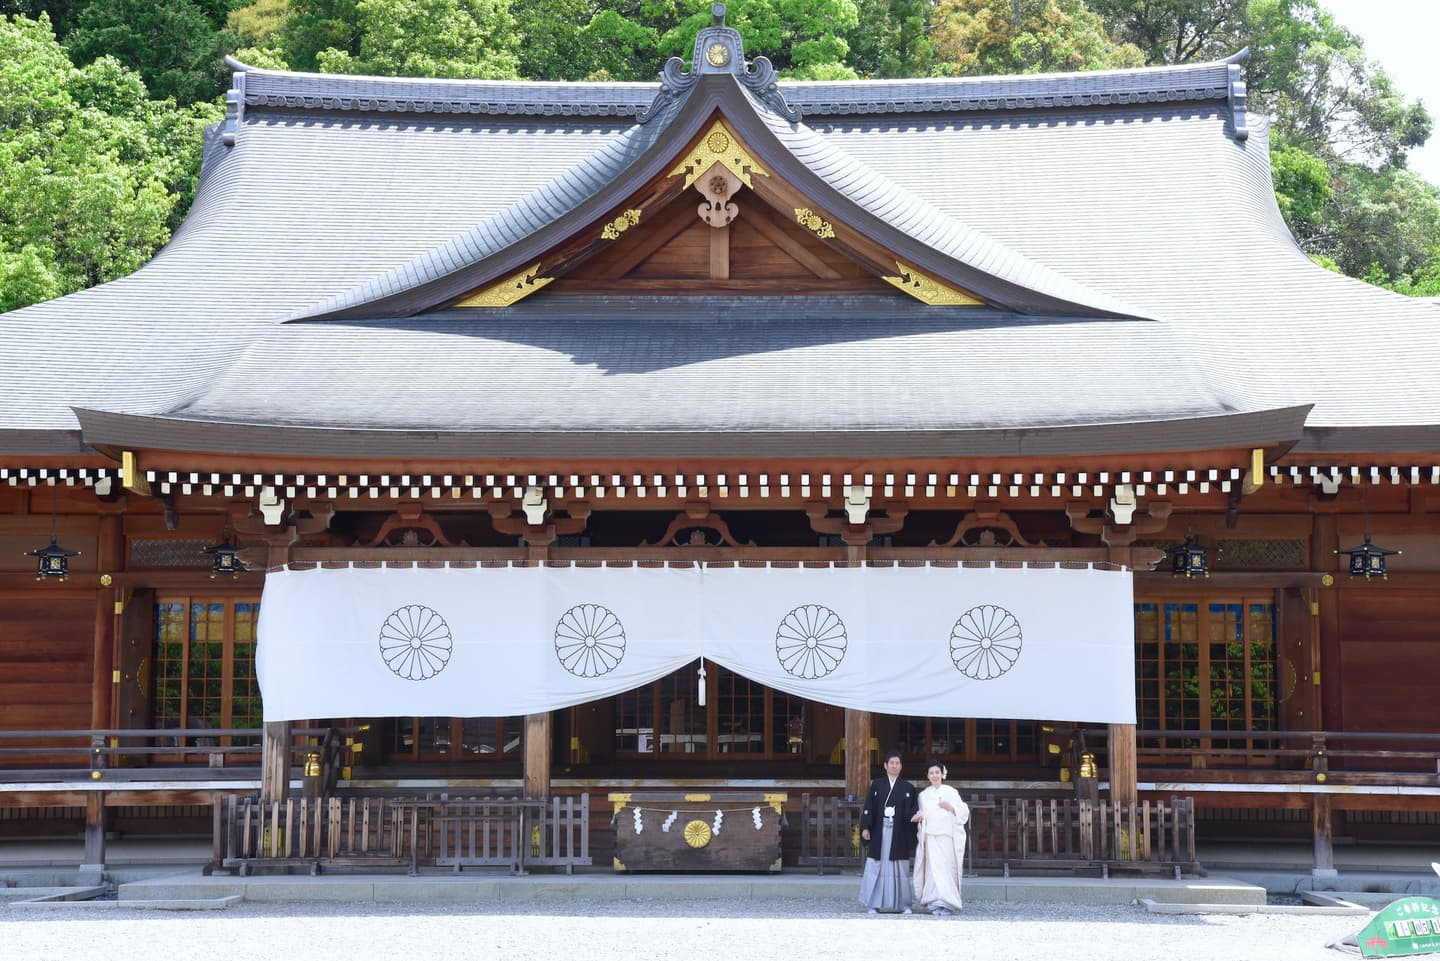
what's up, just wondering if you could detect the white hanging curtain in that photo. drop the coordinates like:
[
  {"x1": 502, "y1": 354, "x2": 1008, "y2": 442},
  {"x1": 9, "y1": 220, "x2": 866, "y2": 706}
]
[{"x1": 255, "y1": 564, "x2": 1136, "y2": 724}]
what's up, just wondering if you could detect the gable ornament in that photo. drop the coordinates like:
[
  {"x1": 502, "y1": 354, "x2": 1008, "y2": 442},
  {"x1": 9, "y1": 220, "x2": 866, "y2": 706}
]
[
  {"x1": 882, "y1": 261, "x2": 983, "y2": 306},
  {"x1": 455, "y1": 262, "x2": 553, "y2": 308}
]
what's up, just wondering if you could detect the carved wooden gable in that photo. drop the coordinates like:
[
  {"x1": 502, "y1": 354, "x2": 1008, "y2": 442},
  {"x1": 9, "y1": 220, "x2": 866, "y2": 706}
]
[{"x1": 453, "y1": 118, "x2": 983, "y2": 308}]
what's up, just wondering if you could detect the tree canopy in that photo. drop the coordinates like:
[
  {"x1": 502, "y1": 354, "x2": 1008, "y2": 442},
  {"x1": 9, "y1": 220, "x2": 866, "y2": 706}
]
[
  {"x1": 1, "y1": 0, "x2": 1437, "y2": 312},
  {"x1": 0, "y1": 13, "x2": 218, "y2": 312}
]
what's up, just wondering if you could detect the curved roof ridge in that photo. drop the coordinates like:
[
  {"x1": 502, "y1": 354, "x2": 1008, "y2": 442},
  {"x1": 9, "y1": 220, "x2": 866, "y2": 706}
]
[
  {"x1": 224, "y1": 53, "x2": 1247, "y2": 122},
  {"x1": 284, "y1": 96, "x2": 687, "y2": 322},
  {"x1": 292, "y1": 74, "x2": 1154, "y2": 322},
  {"x1": 739, "y1": 90, "x2": 1150, "y2": 320}
]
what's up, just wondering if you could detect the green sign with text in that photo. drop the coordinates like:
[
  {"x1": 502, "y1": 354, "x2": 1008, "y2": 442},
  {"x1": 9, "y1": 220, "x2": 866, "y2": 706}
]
[{"x1": 1358, "y1": 898, "x2": 1440, "y2": 958}]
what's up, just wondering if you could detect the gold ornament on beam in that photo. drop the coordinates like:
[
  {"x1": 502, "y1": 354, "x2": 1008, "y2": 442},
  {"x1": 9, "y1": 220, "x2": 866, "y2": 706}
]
[
  {"x1": 455, "y1": 262, "x2": 553, "y2": 308},
  {"x1": 683, "y1": 820, "x2": 713, "y2": 848},
  {"x1": 882, "y1": 261, "x2": 983, "y2": 306},
  {"x1": 601, "y1": 209, "x2": 642, "y2": 241},
  {"x1": 669, "y1": 120, "x2": 769, "y2": 190},
  {"x1": 794, "y1": 207, "x2": 835, "y2": 239}
]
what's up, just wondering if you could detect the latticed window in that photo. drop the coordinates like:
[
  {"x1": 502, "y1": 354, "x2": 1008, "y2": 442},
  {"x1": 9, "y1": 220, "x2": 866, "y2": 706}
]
[
  {"x1": 1134, "y1": 598, "x2": 1277, "y2": 747},
  {"x1": 896, "y1": 717, "x2": 1037, "y2": 762},
  {"x1": 385, "y1": 717, "x2": 522, "y2": 760},
  {"x1": 614, "y1": 662, "x2": 809, "y2": 759},
  {"x1": 152, "y1": 598, "x2": 262, "y2": 745}
]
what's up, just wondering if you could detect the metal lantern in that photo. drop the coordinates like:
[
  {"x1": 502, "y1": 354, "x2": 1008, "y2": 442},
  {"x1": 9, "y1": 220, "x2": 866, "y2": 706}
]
[
  {"x1": 27, "y1": 536, "x2": 80, "y2": 581},
  {"x1": 202, "y1": 535, "x2": 244, "y2": 579},
  {"x1": 1170, "y1": 535, "x2": 1210, "y2": 578},
  {"x1": 1335, "y1": 535, "x2": 1400, "y2": 580}
]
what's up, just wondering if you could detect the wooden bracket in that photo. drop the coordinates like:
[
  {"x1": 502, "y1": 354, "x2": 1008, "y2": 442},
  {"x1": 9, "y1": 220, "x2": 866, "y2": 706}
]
[
  {"x1": 365, "y1": 503, "x2": 457, "y2": 547},
  {"x1": 931, "y1": 501, "x2": 1043, "y2": 548},
  {"x1": 641, "y1": 502, "x2": 753, "y2": 547},
  {"x1": 806, "y1": 499, "x2": 908, "y2": 547},
  {"x1": 489, "y1": 500, "x2": 591, "y2": 547},
  {"x1": 1067, "y1": 500, "x2": 1172, "y2": 547}
]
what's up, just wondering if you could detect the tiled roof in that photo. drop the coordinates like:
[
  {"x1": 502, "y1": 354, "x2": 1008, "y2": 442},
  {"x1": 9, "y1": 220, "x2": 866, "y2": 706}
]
[{"x1": 0, "y1": 51, "x2": 1435, "y2": 457}]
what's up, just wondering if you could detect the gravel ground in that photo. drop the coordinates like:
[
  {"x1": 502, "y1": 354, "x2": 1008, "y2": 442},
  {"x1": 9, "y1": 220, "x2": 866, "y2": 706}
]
[{"x1": 0, "y1": 896, "x2": 1368, "y2": 961}]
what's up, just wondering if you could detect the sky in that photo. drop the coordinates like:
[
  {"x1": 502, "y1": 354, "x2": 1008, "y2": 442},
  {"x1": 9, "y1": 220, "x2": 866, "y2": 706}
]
[{"x1": 1319, "y1": 0, "x2": 1440, "y2": 184}]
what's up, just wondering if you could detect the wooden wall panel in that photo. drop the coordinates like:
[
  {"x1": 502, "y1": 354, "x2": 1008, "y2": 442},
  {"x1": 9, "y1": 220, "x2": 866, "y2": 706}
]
[
  {"x1": 1338, "y1": 589, "x2": 1440, "y2": 734},
  {"x1": 0, "y1": 593, "x2": 97, "y2": 746},
  {"x1": 627, "y1": 219, "x2": 712, "y2": 278}
]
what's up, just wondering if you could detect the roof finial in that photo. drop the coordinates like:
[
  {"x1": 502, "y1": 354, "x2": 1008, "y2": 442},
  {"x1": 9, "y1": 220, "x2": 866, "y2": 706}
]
[{"x1": 637, "y1": 0, "x2": 801, "y2": 124}]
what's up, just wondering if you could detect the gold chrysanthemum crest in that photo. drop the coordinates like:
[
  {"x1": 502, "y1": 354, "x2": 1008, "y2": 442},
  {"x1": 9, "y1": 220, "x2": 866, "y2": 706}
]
[
  {"x1": 601, "y1": 209, "x2": 642, "y2": 241},
  {"x1": 669, "y1": 120, "x2": 769, "y2": 189}
]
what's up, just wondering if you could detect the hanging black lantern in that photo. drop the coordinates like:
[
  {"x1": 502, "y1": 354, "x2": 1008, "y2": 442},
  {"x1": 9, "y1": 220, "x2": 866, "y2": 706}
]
[
  {"x1": 1170, "y1": 534, "x2": 1210, "y2": 578},
  {"x1": 202, "y1": 534, "x2": 244, "y2": 579},
  {"x1": 1335, "y1": 535, "x2": 1399, "y2": 580},
  {"x1": 27, "y1": 535, "x2": 81, "y2": 581}
]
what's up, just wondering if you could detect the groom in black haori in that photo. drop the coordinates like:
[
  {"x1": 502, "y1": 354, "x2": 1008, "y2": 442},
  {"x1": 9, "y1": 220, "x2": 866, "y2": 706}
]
[{"x1": 858, "y1": 750, "x2": 920, "y2": 914}]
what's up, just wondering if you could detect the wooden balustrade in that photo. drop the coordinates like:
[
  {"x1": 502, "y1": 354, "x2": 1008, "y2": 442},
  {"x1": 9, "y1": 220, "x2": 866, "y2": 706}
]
[
  {"x1": 215, "y1": 793, "x2": 591, "y2": 875},
  {"x1": 799, "y1": 793, "x2": 1197, "y2": 877}
]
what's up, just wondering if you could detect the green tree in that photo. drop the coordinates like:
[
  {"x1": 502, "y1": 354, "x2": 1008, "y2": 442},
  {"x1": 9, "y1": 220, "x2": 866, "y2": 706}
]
[
  {"x1": 1088, "y1": 0, "x2": 1247, "y2": 65},
  {"x1": 274, "y1": 0, "x2": 357, "y2": 71},
  {"x1": 0, "y1": 14, "x2": 220, "y2": 311},
  {"x1": 845, "y1": 0, "x2": 934, "y2": 78},
  {"x1": 64, "y1": 0, "x2": 226, "y2": 104},
  {"x1": 931, "y1": 0, "x2": 1143, "y2": 76},
  {"x1": 309, "y1": 0, "x2": 519, "y2": 79},
  {"x1": 659, "y1": 0, "x2": 860, "y2": 80}
]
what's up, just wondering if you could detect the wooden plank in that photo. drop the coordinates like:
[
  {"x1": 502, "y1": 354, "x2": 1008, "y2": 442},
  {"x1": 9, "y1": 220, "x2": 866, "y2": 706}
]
[
  {"x1": 709, "y1": 223, "x2": 729, "y2": 280},
  {"x1": 733, "y1": 210, "x2": 843, "y2": 279}
]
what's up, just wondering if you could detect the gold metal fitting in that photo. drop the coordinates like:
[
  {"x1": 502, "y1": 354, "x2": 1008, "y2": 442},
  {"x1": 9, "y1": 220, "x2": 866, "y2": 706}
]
[
  {"x1": 1315, "y1": 772, "x2": 1328, "y2": 783},
  {"x1": 1078, "y1": 753, "x2": 1098, "y2": 779},
  {"x1": 90, "y1": 770, "x2": 102, "y2": 781},
  {"x1": 303, "y1": 752, "x2": 322, "y2": 777}
]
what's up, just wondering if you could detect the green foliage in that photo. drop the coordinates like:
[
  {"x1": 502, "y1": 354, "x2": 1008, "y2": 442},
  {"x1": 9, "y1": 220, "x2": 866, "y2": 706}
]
[
  {"x1": 659, "y1": 0, "x2": 859, "y2": 79},
  {"x1": 65, "y1": 0, "x2": 226, "y2": 104},
  {"x1": 0, "y1": 14, "x2": 219, "y2": 311},
  {"x1": 931, "y1": 0, "x2": 1143, "y2": 76},
  {"x1": 1089, "y1": 0, "x2": 1247, "y2": 65},
  {"x1": 1270, "y1": 145, "x2": 1330, "y2": 235},
  {"x1": 845, "y1": 0, "x2": 933, "y2": 78},
  {"x1": 275, "y1": 0, "x2": 357, "y2": 71},
  {"x1": 306, "y1": 0, "x2": 520, "y2": 79}
]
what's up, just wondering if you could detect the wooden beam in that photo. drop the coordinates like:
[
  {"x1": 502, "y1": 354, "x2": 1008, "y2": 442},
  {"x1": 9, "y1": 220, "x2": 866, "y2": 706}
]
[
  {"x1": 1108, "y1": 723, "x2": 1137, "y2": 810},
  {"x1": 259, "y1": 721, "x2": 290, "y2": 804},
  {"x1": 710, "y1": 223, "x2": 730, "y2": 280},
  {"x1": 92, "y1": 515, "x2": 122, "y2": 731},
  {"x1": 524, "y1": 712, "x2": 552, "y2": 798},
  {"x1": 743, "y1": 207, "x2": 843, "y2": 279},
  {"x1": 844, "y1": 709, "x2": 871, "y2": 801},
  {"x1": 1312, "y1": 515, "x2": 1342, "y2": 730},
  {"x1": 1311, "y1": 794, "x2": 1336, "y2": 876},
  {"x1": 82, "y1": 791, "x2": 107, "y2": 870}
]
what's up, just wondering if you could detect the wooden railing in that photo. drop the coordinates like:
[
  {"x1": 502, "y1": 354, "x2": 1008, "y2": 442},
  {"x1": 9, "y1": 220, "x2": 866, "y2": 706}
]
[
  {"x1": 0, "y1": 727, "x2": 266, "y2": 773},
  {"x1": 1136, "y1": 729, "x2": 1440, "y2": 780},
  {"x1": 798, "y1": 793, "x2": 1197, "y2": 877},
  {"x1": 969, "y1": 795, "x2": 1196, "y2": 876},
  {"x1": 216, "y1": 794, "x2": 592, "y2": 875},
  {"x1": 220, "y1": 794, "x2": 420, "y2": 875}
]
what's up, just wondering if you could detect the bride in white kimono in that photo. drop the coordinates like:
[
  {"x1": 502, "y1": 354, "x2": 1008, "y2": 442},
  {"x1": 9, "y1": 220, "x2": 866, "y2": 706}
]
[{"x1": 911, "y1": 761, "x2": 970, "y2": 916}]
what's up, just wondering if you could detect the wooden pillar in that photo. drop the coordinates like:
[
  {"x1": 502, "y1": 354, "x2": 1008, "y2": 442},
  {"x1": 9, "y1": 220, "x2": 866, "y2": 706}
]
[
  {"x1": 82, "y1": 792, "x2": 107, "y2": 871},
  {"x1": 1312, "y1": 794, "x2": 1337, "y2": 877},
  {"x1": 260, "y1": 720, "x2": 291, "y2": 803},
  {"x1": 91, "y1": 513, "x2": 123, "y2": 730},
  {"x1": 1108, "y1": 723, "x2": 1137, "y2": 806},
  {"x1": 844, "y1": 709, "x2": 871, "y2": 800},
  {"x1": 1311, "y1": 514, "x2": 1342, "y2": 730},
  {"x1": 525, "y1": 712, "x2": 552, "y2": 798}
]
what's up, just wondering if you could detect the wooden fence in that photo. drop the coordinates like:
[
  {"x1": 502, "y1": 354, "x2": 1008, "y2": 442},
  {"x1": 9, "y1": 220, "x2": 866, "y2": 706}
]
[
  {"x1": 217, "y1": 794, "x2": 591, "y2": 875},
  {"x1": 798, "y1": 794, "x2": 1197, "y2": 878}
]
